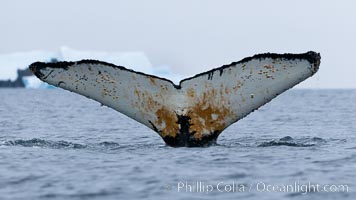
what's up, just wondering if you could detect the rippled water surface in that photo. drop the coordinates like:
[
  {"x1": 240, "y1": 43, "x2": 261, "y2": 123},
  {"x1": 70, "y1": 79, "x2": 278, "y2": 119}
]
[{"x1": 0, "y1": 89, "x2": 355, "y2": 199}]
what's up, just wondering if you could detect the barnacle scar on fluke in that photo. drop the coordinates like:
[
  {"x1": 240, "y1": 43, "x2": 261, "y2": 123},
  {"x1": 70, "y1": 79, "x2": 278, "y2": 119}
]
[{"x1": 29, "y1": 52, "x2": 321, "y2": 147}]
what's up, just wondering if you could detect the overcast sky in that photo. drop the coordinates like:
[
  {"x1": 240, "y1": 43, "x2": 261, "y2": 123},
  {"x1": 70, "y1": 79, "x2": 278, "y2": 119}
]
[{"x1": 1, "y1": 0, "x2": 355, "y2": 88}]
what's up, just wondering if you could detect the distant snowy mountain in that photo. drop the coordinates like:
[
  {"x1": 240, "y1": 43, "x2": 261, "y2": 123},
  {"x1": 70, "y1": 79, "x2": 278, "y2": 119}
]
[{"x1": 0, "y1": 47, "x2": 182, "y2": 88}]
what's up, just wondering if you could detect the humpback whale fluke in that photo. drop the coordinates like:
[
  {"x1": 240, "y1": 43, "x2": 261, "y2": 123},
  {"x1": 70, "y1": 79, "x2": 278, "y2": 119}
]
[{"x1": 29, "y1": 52, "x2": 320, "y2": 147}]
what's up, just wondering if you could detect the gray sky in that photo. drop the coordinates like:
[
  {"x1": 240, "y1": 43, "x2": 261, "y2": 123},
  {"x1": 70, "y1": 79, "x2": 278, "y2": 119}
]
[{"x1": 1, "y1": 0, "x2": 355, "y2": 88}]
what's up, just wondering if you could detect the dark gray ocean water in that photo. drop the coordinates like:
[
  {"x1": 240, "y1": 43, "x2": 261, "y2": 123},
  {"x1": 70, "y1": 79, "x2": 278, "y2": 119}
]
[{"x1": 0, "y1": 89, "x2": 355, "y2": 200}]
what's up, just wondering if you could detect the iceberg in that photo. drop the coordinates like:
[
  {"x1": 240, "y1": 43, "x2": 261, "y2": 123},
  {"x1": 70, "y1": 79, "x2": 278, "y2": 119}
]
[
  {"x1": 22, "y1": 76, "x2": 54, "y2": 89},
  {"x1": 60, "y1": 46, "x2": 153, "y2": 74},
  {"x1": 0, "y1": 51, "x2": 58, "y2": 88},
  {"x1": 151, "y1": 65, "x2": 184, "y2": 85},
  {"x1": 0, "y1": 51, "x2": 58, "y2": 81},
  {"x1": 0, "y1": 46, "x2": 181, "y2": 88}
]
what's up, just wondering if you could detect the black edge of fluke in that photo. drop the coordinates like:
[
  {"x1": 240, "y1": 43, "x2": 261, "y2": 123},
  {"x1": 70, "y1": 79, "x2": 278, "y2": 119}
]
[
  {"x1": 29, "y1": 51, "x2": 321, "y2": 89},
  {"x1": 179, "y1": 51, "x2": 321, "y2": 84},
  {"x1": 28, "y1": 60, "x2": 182, "y2": 89},
  {"x1": 29, "y1": 62, "x2": 45, "y2": 79}
]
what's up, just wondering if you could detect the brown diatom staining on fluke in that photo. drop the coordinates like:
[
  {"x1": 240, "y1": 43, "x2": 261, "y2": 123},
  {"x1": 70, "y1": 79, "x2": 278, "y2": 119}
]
[
  {"x1": 187, "y1": 88, "x2": 195, "y2": 98},
  {"x1": 188, "y1": 104, "x2": 232, "y2": 140},
  {"x1": 224, "y1": 86, "x2": 230, "y2": 95},
  {"x1": 133, "y1": 87, "x2": 159, "y2": 113},
  {"x1": 264, "y1": 64, "x2": 273, "y2": 69},
  {"x1": 152, "y1": 87, "x2": 234, "y2": 143},
  {"x1": 149, "y1": 77, "x2": 156, "y2": 86},
  {"x1": 155, "y1": 107, "x2": 179, "y2": 138},
  {"x1": 255, "y1": 63, "x2": 277, "y2": 80},
  {"x1": 159, "y1": 84, "x2": 169, "y2": 92},
  {"x1": 186, "y1": 88, "x2": 234, "y2": 140},
  {"x1": 233, "y1": 80, "x2": 243, "y2": 92}
]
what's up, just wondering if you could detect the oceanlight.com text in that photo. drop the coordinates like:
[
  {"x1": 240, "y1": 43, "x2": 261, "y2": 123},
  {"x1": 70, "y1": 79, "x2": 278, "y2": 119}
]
[{"x1": 175, "y1": 181, "x2": 349, "y2": 194}]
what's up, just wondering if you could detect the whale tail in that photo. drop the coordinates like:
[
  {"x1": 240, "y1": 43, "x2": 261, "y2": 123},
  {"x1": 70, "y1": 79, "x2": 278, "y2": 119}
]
[{"x1": 29, "y1": 52, "x2": 320, "y2": 147}]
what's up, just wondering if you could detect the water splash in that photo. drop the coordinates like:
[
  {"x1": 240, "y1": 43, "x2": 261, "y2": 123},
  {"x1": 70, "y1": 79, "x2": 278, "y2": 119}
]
[{"x1": 258, "y1": 136, "x2": 326, "y2": 147}]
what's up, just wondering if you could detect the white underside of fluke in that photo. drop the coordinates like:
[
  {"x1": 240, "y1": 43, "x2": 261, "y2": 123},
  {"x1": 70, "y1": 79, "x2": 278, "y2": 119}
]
[{"x1": 29, "y1": 52, "x2": 320, "y2": 146}]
